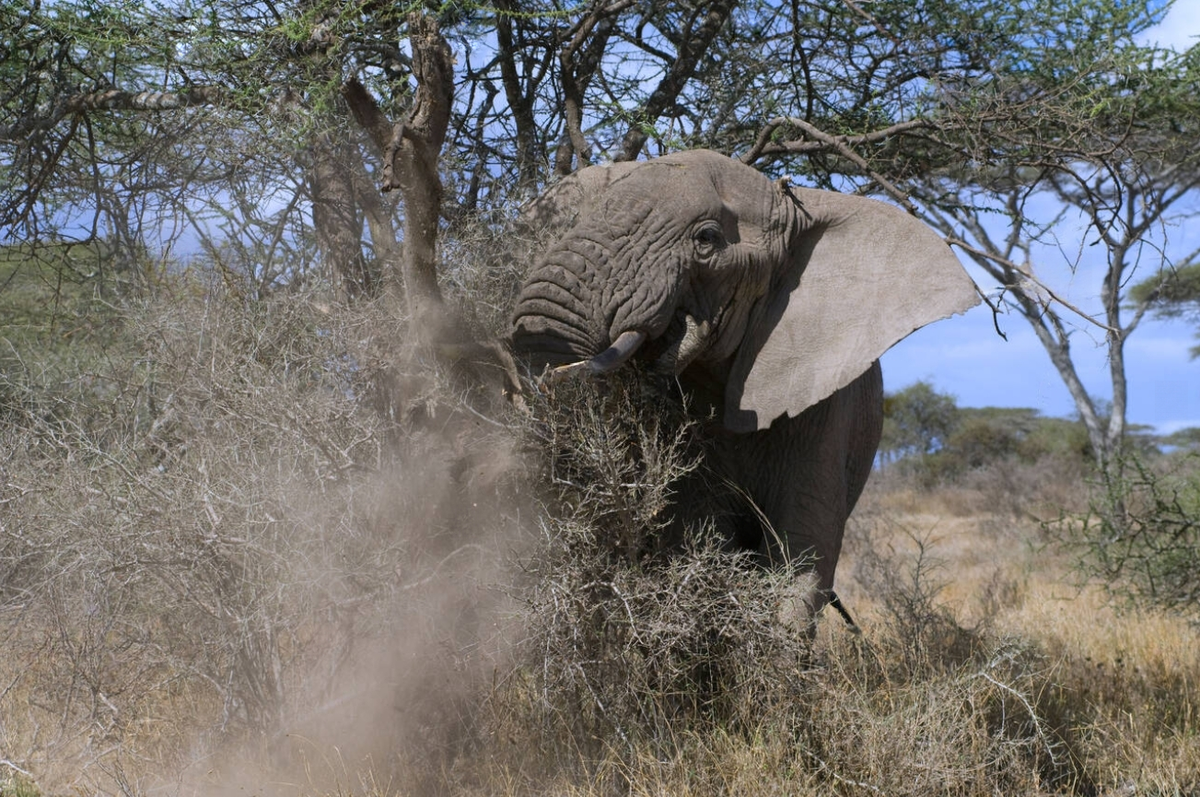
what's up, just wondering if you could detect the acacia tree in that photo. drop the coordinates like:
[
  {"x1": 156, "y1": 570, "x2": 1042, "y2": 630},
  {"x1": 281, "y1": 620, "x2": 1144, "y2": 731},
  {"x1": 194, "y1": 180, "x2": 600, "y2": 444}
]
[
  {"x1": 716, "y1": 1, "x2": 1200, "y2": 476},
  {"x1": 0, "y1": 0, "x2": 446, "y2": 304},
  {"x1": 880, "y1": 382, "x2": 959, "y2": 468},
  {"x1": 1133, "y1": 263, "x2": 1200, "y2": 359},
  {"x1": 3, "y1": 0, "x2": 1197, "y2": 460},
  {"x1": 912, "y1": 45, "x2": 1200, "y2": 474},
  {"x1": 0, "y1": 0, "x2": 747, "y2": 304}
]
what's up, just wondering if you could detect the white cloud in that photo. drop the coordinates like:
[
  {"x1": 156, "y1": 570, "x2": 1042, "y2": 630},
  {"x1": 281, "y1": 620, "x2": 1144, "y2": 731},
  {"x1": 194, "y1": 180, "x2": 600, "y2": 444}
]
[
  {"x1": 1157, "y1": 419, "x2": 1200, "y2": 435},
  {"x1": 1126, "y1": 334, "x2": 1197, "y2": 361},
  {"x1": 1139, "y1": 3, "x2": 1200, "y2": 51}
]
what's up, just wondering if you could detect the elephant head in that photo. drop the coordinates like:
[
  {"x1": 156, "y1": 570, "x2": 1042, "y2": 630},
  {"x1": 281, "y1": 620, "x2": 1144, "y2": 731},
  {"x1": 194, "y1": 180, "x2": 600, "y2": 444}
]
[{"x1": 511, "y1": 149, "x2": 978, "y2": 431}]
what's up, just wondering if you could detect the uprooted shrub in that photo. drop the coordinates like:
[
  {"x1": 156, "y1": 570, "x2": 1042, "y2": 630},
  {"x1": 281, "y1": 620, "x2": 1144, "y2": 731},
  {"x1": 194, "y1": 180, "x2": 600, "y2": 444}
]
[
  {"x1": 516, "y1": 519, "x2": 816, "y2": 758},
  {"x1": 495, "y1": 374, "x2": 815, "y2": 774},
  {"x1": 482, "y1": 373, "x2": 1090, "y2": 795}
]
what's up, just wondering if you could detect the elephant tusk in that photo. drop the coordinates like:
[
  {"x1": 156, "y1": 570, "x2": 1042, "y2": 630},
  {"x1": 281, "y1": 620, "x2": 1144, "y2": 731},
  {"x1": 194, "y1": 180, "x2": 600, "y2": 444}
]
[
  {"x1": 544, "y1": 329, "x2": 648, "y2": 383},
  {"x1": 588, "y1": 329, "x2": 648, "y2": 373},
  {"x1": 671, "y1": 314, "x2": 711, "y2": 373}
]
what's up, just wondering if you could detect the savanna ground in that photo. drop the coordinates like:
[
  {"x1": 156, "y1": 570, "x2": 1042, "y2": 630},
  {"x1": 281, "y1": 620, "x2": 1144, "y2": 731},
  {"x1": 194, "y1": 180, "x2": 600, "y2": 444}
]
[{"x1": 2, "y1": 244, "x2": 1198, "y2": 797}]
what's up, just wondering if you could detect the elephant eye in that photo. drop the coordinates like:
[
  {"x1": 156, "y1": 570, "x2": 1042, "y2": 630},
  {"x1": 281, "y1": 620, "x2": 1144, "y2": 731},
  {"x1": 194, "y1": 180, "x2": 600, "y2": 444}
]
[{"x1": 693, "y1": 224, "x2": 725, "y2": 256}]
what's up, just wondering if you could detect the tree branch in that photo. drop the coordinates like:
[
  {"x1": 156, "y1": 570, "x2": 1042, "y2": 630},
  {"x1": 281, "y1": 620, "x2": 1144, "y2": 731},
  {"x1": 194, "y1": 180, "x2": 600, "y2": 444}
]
[
  {"x1": 2, "y1": 86, "x2": 223, "y2": 143},
  {"x1": 615, "y1": 0, "x2": 736, "y2": 162},
  {"x1": 745, "y1": 116, "x2": 925, "y2": 212},
  {"x1": 945, "y1": 236, "x2": 1115, "y2": 333}
]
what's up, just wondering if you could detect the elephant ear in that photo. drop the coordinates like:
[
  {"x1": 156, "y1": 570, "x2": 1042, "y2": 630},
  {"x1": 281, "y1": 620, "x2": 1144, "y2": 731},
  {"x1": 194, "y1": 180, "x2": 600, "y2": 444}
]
[{"x1": 725, "y1": 187, "x2": 979, "y2": 433}]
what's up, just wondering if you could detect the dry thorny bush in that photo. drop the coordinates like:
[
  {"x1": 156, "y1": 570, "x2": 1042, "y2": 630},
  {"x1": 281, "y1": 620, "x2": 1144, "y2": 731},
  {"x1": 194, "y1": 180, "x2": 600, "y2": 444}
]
[
  {"x1": 504, "y1": 375, "x2": 814, "y2": 765},
  {"x1": 471, "y1": 371, "x2": 1098, "y2": 795}
]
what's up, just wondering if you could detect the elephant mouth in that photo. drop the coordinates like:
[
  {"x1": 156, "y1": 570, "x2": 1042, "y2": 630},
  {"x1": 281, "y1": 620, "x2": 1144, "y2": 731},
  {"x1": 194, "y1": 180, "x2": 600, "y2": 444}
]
[
  {"x1": 640, "y1": 312, "x2": 712, "y2": 374},
  {"x1": 542, "y1": 311, "x2": 713, "y2": 383}
]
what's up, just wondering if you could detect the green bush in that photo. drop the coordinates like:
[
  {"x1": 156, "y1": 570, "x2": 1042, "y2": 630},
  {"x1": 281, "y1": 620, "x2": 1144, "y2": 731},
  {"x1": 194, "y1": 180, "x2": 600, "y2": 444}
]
[
  {"x1": 889, "y1": 400, "x2": 1096, "y2": 489},
  {"x1": 1068, "y1": 454, "x2": 1200, "y2": 615}
]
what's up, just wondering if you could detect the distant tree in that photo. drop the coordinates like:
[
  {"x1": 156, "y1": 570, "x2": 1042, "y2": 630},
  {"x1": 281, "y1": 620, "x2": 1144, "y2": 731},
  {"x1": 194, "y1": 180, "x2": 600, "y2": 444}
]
[
  {"x1": 945, "y1": 410, "x2": 1034, "y2": 471},
  {"x1": 1161, "y1": 426, "x2": 1200, "y2": 453},
  {"x1": 905, "y1": 36, "x2": 1200, "y2": 478},
  {"x1": 880, "y1": 382, "x2": 959, "y2": 467},
  {"x1": 932, "y1": 409, "x2": 1094, "y2": 479},
  {"x1": 1130, "y1": 262, "x2": 1200, "y2": 359},
  {"x1": 1017, "y1": 414, "x2": 1097, "y2": 463}
]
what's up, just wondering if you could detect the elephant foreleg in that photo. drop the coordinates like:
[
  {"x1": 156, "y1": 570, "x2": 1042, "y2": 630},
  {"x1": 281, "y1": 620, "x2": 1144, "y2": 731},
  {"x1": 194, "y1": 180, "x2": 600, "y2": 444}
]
[{"x1": 738, "y1": 362, "x2": 883, "y2": 603}]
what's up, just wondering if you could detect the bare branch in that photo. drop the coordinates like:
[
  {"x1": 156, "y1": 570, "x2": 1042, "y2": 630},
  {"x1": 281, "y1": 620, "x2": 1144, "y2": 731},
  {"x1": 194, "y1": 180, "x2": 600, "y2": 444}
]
[
  {"x1": 741, "y1": 117, "x2": 933, "y2": 166},
  {"x1": 945, "y1": 235, "x2": 1115, "y2": 334},
  {"x1": 2, "y1": 86, "x2": 222, "y2": 143},
  {"x1": 614, "y1": 0, "x2": 737, "y2": 162},
  {"x1": 745, "y1": 117, "x2": 923, "y2": 212},
  {"x1": 343, "y1": 13, "x2": 453, "y2": 311}
]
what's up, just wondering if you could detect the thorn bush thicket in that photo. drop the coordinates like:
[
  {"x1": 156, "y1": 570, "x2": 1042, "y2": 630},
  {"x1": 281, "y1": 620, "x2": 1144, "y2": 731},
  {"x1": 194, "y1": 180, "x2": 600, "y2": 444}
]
[
  {"x1": 0, "y1": 274, "x2": 528, "y2": 791},
  {"x1": 511, "y1": 372, "x2": 816, "y2": 765}
]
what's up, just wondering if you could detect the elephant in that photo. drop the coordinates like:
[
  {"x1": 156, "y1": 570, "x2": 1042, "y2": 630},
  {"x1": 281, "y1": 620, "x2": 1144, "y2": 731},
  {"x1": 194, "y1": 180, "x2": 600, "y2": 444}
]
[{"x1": 509, "y1": 149, "x2": 978, "y2": 622}]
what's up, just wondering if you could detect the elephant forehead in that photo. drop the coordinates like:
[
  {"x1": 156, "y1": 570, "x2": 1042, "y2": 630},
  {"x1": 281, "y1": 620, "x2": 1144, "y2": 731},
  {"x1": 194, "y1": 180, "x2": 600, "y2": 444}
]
[
  {"x1": 607, "y1": 162, "x2": 720, "y2": 209},
  {"x1": 601, "y1": 156, "x2": 779, "y2": 235}
]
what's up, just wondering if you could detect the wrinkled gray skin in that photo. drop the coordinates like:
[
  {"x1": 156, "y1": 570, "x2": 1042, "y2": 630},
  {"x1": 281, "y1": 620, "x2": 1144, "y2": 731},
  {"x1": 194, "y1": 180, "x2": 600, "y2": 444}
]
[{"x1": 512, "y1": 150, "x2": 978, "y2": 619}]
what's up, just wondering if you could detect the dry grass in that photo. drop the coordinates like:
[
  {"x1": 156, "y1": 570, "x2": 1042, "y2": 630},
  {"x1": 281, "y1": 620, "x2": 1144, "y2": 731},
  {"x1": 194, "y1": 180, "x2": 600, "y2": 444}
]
[
  {"x1": 2, "y1": 254, "x2": 1198, "y2": 796},
  {"x1": 0, "y1": 276, "x2": 530, "y2": 794}
]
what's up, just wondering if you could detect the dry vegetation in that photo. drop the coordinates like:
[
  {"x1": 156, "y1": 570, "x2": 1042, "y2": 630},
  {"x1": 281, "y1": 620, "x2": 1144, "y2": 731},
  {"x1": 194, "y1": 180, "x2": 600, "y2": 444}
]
[
  {"x1": 2, "y1": 241, "x2": 1198, "y2": 797},
  {"x1": 5, "y1": 2, "x2": 1200, "y2": 794}
]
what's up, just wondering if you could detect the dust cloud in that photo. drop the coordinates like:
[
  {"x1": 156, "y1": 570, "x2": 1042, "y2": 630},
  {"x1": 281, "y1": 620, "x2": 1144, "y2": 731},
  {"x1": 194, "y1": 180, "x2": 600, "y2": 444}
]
[
  {"x1": 0, "y1": 279, "x2": 545, "y2": 796},
  {"x1": 178, "y1": 361, "x2": 535, "y2": 796}
]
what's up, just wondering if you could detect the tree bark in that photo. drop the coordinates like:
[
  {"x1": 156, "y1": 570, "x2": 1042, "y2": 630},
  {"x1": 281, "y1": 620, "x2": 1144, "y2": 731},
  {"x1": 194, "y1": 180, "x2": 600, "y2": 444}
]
[
  {"x1": 555, "y1": 8, "x2": 617, "y2": 174},
  {"x1": 495, "y1": 1, "x2": 544, "y2": 188}
]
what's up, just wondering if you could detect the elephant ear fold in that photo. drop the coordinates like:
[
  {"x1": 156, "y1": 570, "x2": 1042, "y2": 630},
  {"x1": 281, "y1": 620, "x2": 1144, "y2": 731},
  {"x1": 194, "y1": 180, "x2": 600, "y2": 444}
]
[{"x1": 724, "y1": 187, "x2": 979, "y2": 433}]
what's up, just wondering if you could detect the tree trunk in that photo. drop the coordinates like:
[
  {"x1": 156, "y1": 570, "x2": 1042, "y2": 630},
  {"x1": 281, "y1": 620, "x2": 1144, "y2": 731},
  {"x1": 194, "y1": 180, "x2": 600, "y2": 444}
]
[
  {"x1": 343, "y1": 13, "x2": 453, "y2": 320},
  {"x1": 309, "y1": 132, "x2": 375, "y2": 300},
  {"x1": 495, "y1": 1, "x2": 543, "y2": 188}
]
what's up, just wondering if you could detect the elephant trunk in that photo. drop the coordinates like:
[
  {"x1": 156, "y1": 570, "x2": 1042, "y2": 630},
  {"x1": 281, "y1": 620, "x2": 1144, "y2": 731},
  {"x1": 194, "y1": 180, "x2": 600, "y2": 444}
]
[
  {"x1": 514, "y1": 225, "x2": 680, "y2": 358},
  {"x1": 512, "y1": 203, "x2": 692, "y2": 383},
  {"x1": 511, "y1": 243, "x2": 606, "y2": 366}
]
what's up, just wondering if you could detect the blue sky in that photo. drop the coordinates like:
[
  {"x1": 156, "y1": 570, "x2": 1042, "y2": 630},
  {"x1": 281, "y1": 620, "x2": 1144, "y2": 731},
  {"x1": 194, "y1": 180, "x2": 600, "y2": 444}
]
[{"x1": 881, "y1": 4, "x2": 1200, "y2": 435}]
